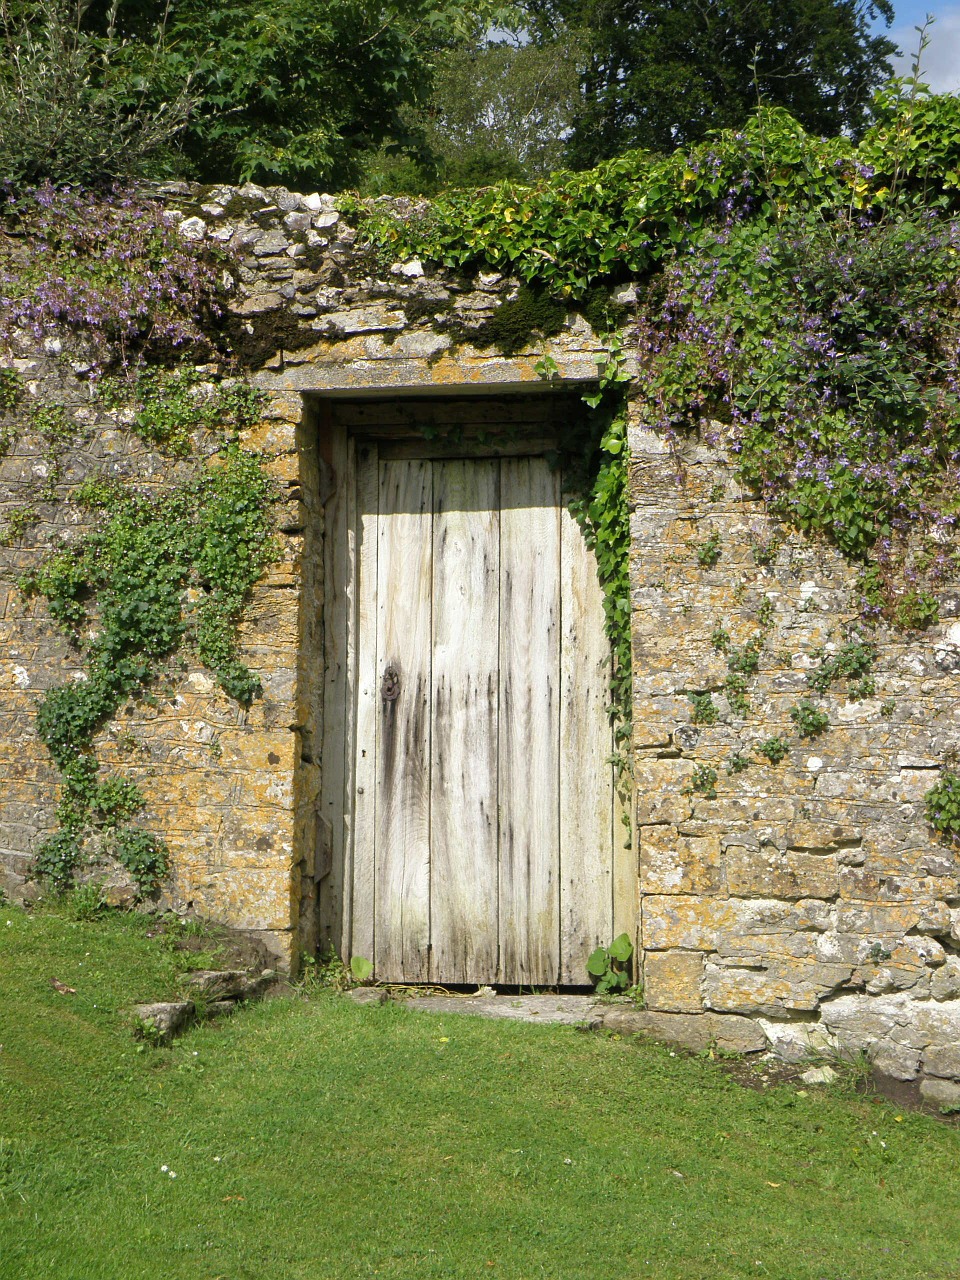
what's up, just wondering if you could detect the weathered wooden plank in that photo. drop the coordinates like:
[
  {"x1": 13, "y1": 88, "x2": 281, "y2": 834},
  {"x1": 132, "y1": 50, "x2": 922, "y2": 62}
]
[
  {"x1": 318, "y1": 421, "x2": 349, "y2": 956},
  {"x1": 376, "y1": 436, "x2": 558, "y2": 461},
  {"x1": 349, "y1": 442, "x2": 379, "y2": 967},
  {"x1": 331, "y1": 397, "x2": 578, "y2": 432},
  {"x1": 374, "y1": 458, "x2": 433, "y2": 982},
  {"x1": 498, "y1": 457, "x2": 561, "y2": 986},
  {"x1": 430, "y1": 459, "x2": 500, "y2": 983},
  {"x1": 559, "y1": 502, "x2": 616, "y2": 984}
]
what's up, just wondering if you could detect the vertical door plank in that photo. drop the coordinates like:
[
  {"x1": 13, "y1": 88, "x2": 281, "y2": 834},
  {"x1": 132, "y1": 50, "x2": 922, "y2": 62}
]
[
  {"x1": 430, "y1": 459, "x2": 500, "y2": 983},
  {"x1": 499, "y1": 458, "x2": 561, "y2": 985},
  {"x1": 319, "y1": 425, "x2": 348, "y2": 956},
  {"x1": 559, "y1": 503, "x2": 616, "y2": 983},
  {"x1": 374, "y1": 459, "x2": 433, "y2": 981},
  {"x1": 349, "y1": 443, "x2": 379, "y2": 966}
]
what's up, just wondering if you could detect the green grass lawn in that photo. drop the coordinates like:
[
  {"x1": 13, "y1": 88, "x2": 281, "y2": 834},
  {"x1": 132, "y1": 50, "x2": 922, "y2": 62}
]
[{"x1": 2, "y1": 901, "x2": 960, "y2": 1280}]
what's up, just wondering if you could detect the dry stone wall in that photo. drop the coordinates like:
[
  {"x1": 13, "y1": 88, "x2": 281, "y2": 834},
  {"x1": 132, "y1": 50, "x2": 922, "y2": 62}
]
[
  {"x1": 2, "y1": 181, "x2": 960, "y2": 1096},
  {"x1": 630, "y1": 418, "x2": 960, "y2": 1103}
]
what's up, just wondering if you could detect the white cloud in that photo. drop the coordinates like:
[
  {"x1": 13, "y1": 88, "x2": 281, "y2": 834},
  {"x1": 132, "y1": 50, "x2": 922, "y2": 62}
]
[{"x1": 890, "y1": 8, "x2": 960, "y2": 92}]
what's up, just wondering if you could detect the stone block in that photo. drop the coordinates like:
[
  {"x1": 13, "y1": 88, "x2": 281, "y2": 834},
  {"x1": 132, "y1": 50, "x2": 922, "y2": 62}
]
[
  {"x1": 931, "y1": 957, "x2": 960, "y2": 1001},
  {"x1": 134, "y1": 1001, "x2": 195, "y2": 1045},
  {"x1": 184, "y1": 969, "x2": 278, "y2": 1002},
  {"x1": 725, "y1": 846, "x2": 838, "y2": 900},
  {"x1": 182, "y1": 867, "x2": 296, "y2": 933},
  {"x1": 183, "y1": 969, "x2": 249, "y2": 1000},
  {"x1": 639, "y1": 826, "x2": 723, "y2": 895},
  {"x1": 643, "y1": 950, "x2": 704, "y2": 1012},
  {"x1": 785, "y1": 820, "x2": 860, "y2": 851},
  {"x1": 596, "y1": 1007, "x2": 766, "y2": 1055},
  {"x1": 836, "y1": 900, "x2": 950, "y2": 938},
  {"x1": 871, "y1": 1041, "x2": 922, "y2": 1081},
  {"x1": 642, "y1": 895, "x2": 832, "y2": 952},
  {"x1": 703, "y1": 957, "x2": 851, "y2": 1016},
  {"x1": 920, "y1": 1076, "x2": 960, "y2": 1107},
  {"x1": 921, "y1": 1039, "x2": 960, "y2": 1079},
  {"x1": 642, "y1": 895, "x2": 739, "y2": 951},
  {"x1": 758, "y1": 1019, "x2": 836, "y2": 1062}
]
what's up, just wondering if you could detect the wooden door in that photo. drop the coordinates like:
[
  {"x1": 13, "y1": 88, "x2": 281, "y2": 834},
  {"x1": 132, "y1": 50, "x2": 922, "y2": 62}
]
[{"x1": 323, "y1": 431, "x2": 629, "y2": 986}]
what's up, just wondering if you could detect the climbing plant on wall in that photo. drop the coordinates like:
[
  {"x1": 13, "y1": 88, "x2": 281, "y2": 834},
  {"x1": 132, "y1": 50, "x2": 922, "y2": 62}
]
[
  {"x1": 0, "y1": 187, "x2": 279, "y2": 893},
  {"x1": 355, "y1": 84, "x2": 960, "y2": 748}
]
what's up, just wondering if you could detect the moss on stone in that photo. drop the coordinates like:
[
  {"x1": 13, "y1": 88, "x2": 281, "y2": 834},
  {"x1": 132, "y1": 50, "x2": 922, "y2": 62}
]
[{"x1": 473, "y1": 285, "x2": 567, "y2": 355}]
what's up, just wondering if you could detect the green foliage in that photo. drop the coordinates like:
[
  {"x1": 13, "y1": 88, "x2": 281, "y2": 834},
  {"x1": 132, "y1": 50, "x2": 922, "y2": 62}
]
[
  {"x1": 56, "y1": 0, "x2": 516, "y2": 190},
  {"x1": 756, "y1": 597, "x2": 776, "y2": 631},
  {"x1": 790, "y1": 700, "x2": 830, "y2": 738},
  {"x1": 9, "y1": 904, "x2": 960, "y2": 1280},
  {"x1": 115, "y1": 368, "x2": 265, "y2": 456},
  {"x1": 727, "y1": 637, "x2": 763, "y2": 676},
  {"x1": 710, "y1": 623, "x2": 731, "y2": 653},
  {"x1": 639, "y1": 173, "x2": 960, "y2": 608},
  {"x1": 807, "y1": 641, "x2": 877, "y2": 696},
  {"x1": 726, "y1": 751, "x2": 751, "y2": 774},
  {"x1": 475, "y1": 284, "x2": 566, "y2": 355},
  {"x1": 1, "y1": 186, "x2": 228, "y2": 374},
  {"x1": 350, "y1": 955, "x2": 375, "y2": 985},
  {"x1": 756, "y1": 736, "x2": 790, "y2": 764},
  {"x1": 523, "y1": 0, "x2": 895, "y2": 165},
  {"x1": 0, "y1": 366, "x2": 23, "y2": 412},
  {"x1": 684, "y1": 764, "x2": 719, "y2": 799},
  {"x1": 370, "y1": 33, "x2": 582, "y2": 193},
  {"x1": 33, "y1": 829, "x2": 83, "y2": 892},
  {"x1": 694, "y1": 531, "x2": 722, "y2": 568},
  {"x1": 751, "y1": 535, "x2": 781, "y2": 567},
  {"x1": 73, "y1": 474, "x2": 127, "y2": 509},
  {"x1": 112, "y1": 828, "x2": 169, "y2": 893},
  {"x1": 63, "y1": 882, "x2": 106, "y2": 921},
  {"x1": 714, "y1": 632, "x2": 764, "y2": 718},
  {"x1": 925, "y1": 771, "x2": 960, "y2": 838},
  {"x1": 893, "y1": 590, "x2": 940, "y2": 631},
  {"x1": 297, "y1": 951, "x2": 350, "y2": 993},
  {"x1": 859, "y1": 71, "x2": 960, "y2": 199},
  {"x1": 564, "y1": 350, "x2": 633, "y2": 747},
  {"x1": 848, "y1": 677, "x2": 876, "y2": 702},
  {"x1": 0, "y1": 503, "x2": 40, "y2": 544},
  {"x1": 92, "y1": 776, "x2": 144, "y2": 829},
  {"x1": 355, "y1": 108, "x2": 853, "y2": 296},
  {"x1": 926, "y1": 768, "x2": 960, "y2": 839},
  {"x1": 687, "y1": 692, "x2": 718, "y2": 726},
  {"x1": 25, "y1": 445, "x2": 276, "y2": 715},
  {"x1": 0, "y1": 0, "x2": 192, "y2": 190},
  {"x1": 358, "y1": 94, "x2": 960, "y2": 624},
  {"x1": 724, "y1": 673, "x2": 750, "y2": 717},
  {"x1": 586, "y1": 932, "x2": 634, "y2": 994},
  {"x1": 31, "y1": 401, "x2": 77, "y2": 446}
]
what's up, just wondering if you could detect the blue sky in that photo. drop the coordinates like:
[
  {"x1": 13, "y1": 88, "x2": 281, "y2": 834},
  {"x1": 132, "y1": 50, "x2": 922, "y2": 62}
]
[{"x1": 882, "y1": 1, "x2": 960, "y2": 90}]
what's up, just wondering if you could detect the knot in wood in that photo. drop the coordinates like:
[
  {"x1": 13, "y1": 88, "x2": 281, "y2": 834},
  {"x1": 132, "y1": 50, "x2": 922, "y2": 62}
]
[{"x1": 380, "y1": 665, "x2": 401, "y2": 702}]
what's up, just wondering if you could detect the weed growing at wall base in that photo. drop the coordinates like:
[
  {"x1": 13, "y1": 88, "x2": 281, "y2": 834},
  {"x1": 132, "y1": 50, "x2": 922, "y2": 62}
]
[{"x1": 586, "y1": 932, "x2": 634, "y2": 994}]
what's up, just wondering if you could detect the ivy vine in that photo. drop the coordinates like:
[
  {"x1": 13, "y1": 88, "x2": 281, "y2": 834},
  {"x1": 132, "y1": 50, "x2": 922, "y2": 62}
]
[{"x1": 22, "y1": 446, "x2": 278, "y2": 893}]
